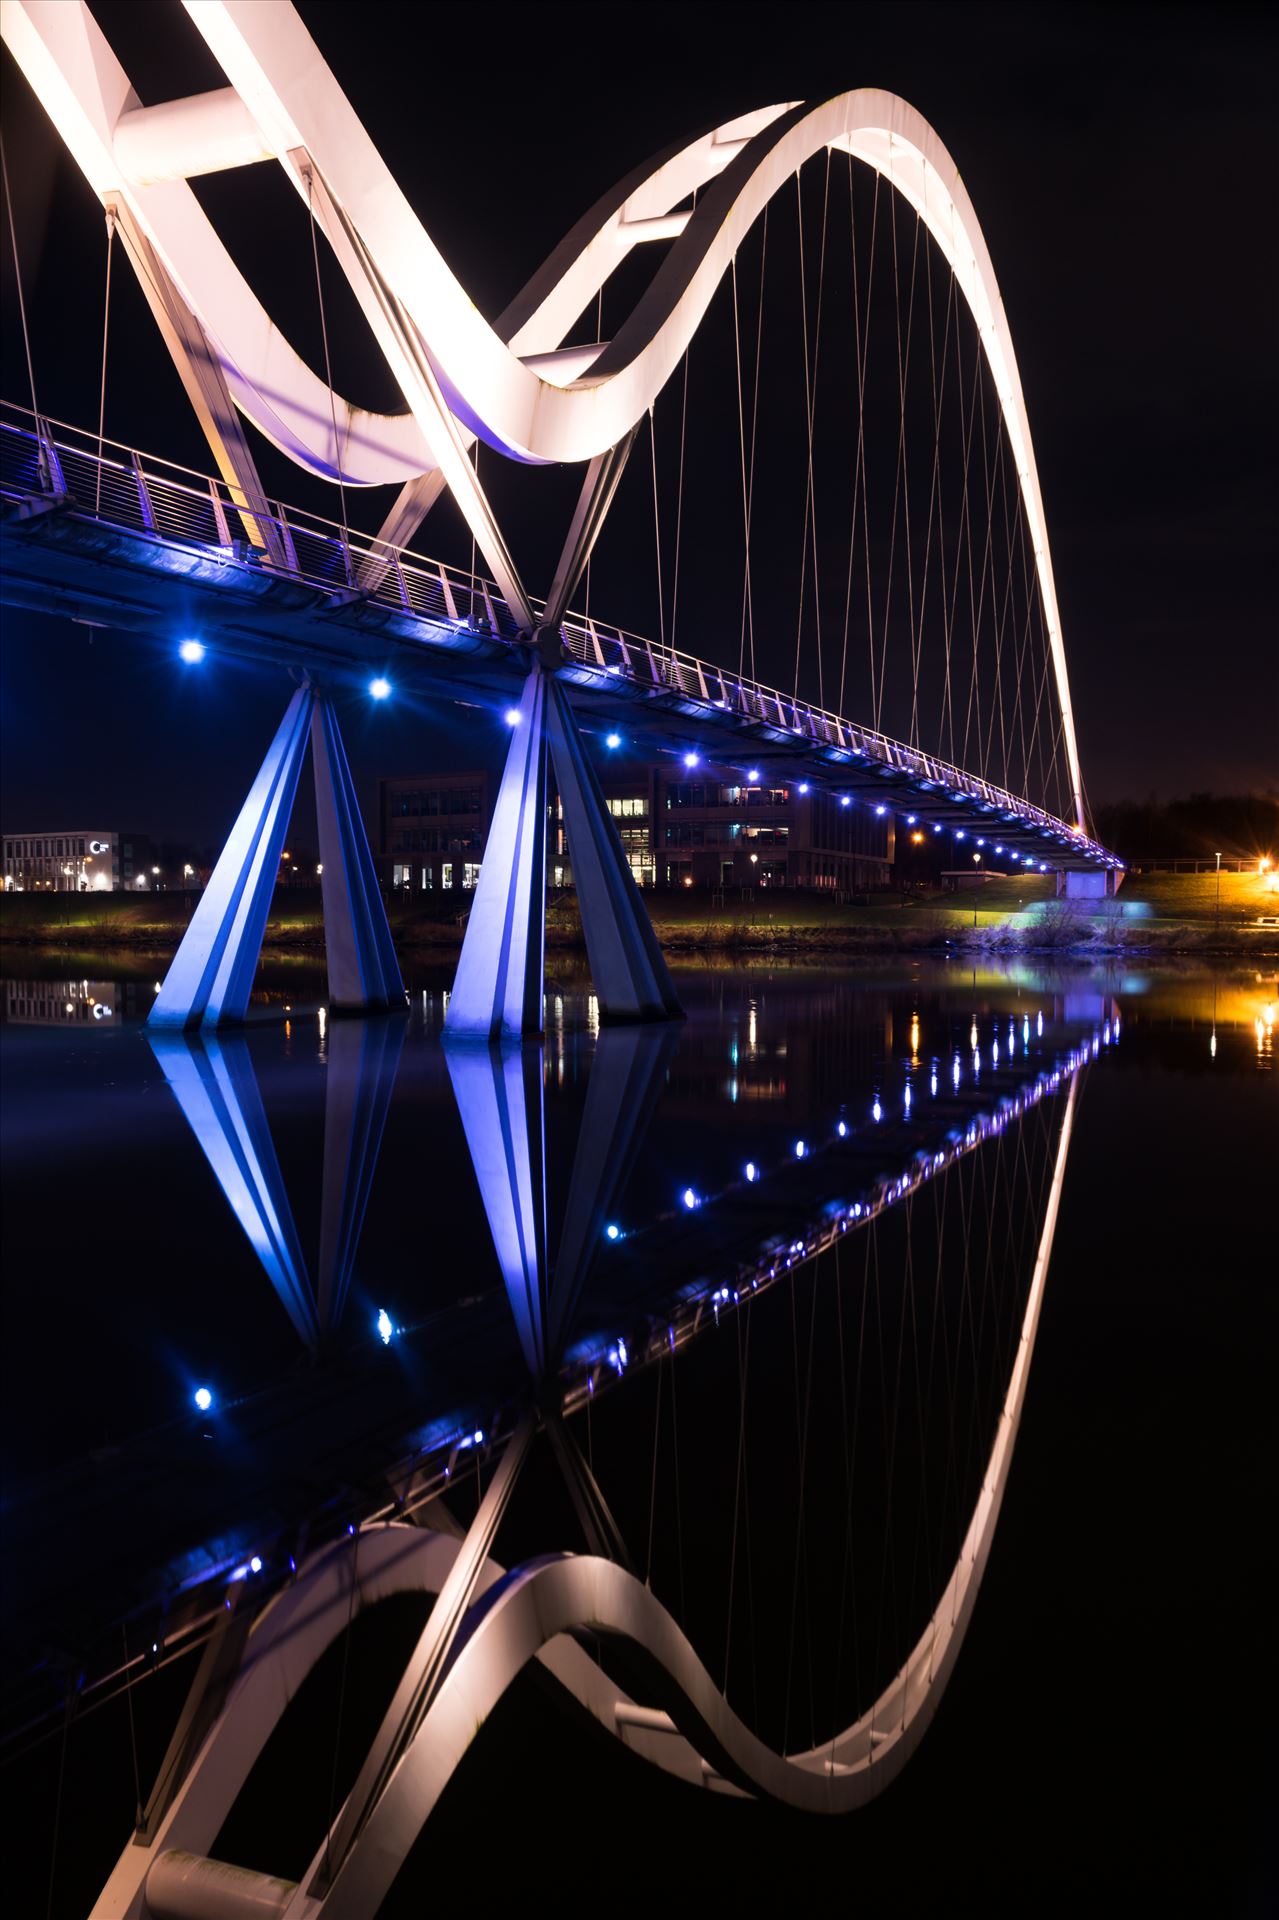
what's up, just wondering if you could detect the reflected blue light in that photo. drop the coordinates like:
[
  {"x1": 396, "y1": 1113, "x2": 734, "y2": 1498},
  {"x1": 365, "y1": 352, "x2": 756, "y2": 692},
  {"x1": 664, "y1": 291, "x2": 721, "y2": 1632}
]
[
  {"x1": 193, "y1": 1385, "x2": 213, "y2": 1412},
  {"x1": 605, "y1": 733, "x2": 621, "y2": 749},
  {"x1": 795, "y1": 1138, "x2": 807, "y2": 1158},
  {"x1": 369, "y1": 677, "x2": 391, "y2": 700},
  {"x1": 837, "y1": 1119, "x2": 848, "y2": 1138},
  {"x1": 904, "y1": 1083, "x2": 912, "y2": 1113},
  {"x1": 683, "y1": 751, "x2": 700, "y2": 768},
  {"x1": 178, "y1": 638, "x2": 205, "y2": 664},
  {"x1": 605, "y1": 1222, "x2": 621, "y2": 1241},
  {"x1": 682, "y1": 1187, "x2": 699, "y2": 1209},
  {"x1": 744, "y1": 1161, "x2": 758, "y2": 1182},
  {"x1": 376, "y1": 1307, "x2": 394, "y2": 1345},
  {"x1": 249, "y1": 1555, "x2": 263, "y2": 1574},
  {"x1": 503, "y1": 706, "x2": 521, "y2": 726},
  {"x1": 872, "y1": 1097, "x2": 882, "y2": 1122}
]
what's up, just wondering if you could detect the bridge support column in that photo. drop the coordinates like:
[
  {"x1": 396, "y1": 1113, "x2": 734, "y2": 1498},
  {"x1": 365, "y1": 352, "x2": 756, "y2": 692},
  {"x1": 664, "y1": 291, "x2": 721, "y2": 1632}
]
[
  {"x1": 150, "y1": 686, "x2": 314, "y2": 1030},
  {"x1": 445, "y1": 664, "x2": 680, "y2": 1040},
  {"x1": 444, "y1": 666, "x2": 549, "y2": 1039},
  {"x1": 544, "y1": 676, "x2": 681, "y2": 1021},
  {"x1": 312, "y1": 695, "x2": 404, "y2": 1011},
  {"x1": 150, "y1": 685, "x2": 402, "y2": 1030}
]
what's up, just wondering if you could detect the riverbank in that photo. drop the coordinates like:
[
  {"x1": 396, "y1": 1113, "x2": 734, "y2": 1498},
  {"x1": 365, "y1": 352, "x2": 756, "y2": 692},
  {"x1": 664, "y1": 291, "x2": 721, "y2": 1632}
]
[{"x1": 3, "y1": 871, "x2": 1276, "y2": 960}]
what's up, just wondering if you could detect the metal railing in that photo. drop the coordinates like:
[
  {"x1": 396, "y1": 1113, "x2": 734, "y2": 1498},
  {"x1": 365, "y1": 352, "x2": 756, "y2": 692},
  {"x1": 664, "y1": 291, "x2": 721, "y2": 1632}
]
[{"x1": 0, "y1": 402, "x2": 1115, "y2": 863}]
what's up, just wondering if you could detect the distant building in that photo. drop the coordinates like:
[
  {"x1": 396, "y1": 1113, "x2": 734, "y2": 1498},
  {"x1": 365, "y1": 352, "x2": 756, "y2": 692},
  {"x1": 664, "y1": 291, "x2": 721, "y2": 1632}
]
[
  {"x1": 378, "y1": 763, "x2": 891, "y2": 895},
  {"x1": 2, "y1": 829, "x2": 153, "y2": 892},
  {"x1": 2, "y1": 977, "x2": 146, "y2": 1024},
  {"x1": 379, "y1": 772, "x2": 489, "y2": 895}
]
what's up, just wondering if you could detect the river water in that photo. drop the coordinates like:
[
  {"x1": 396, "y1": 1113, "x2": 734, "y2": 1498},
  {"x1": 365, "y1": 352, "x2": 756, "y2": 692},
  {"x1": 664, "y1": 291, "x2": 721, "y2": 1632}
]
[{"x1": 1, "y1": 954, "x2": 1273, "y2": 1914}]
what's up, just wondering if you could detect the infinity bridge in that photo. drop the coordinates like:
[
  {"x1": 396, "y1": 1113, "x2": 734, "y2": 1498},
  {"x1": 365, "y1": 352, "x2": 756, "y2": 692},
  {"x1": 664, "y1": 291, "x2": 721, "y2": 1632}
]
[
  {"x1": 2, "y1": 3, "x2": 1120, "y2": 1908},
  {"x1": 3, "y1": 0, "x2": 1121, "y2": 1046}
]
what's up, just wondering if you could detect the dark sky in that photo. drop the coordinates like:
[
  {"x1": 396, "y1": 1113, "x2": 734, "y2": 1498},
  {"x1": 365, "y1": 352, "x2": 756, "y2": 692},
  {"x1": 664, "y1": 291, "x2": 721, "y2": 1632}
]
[{"x1": 2, "y1": 0, "x2": 1275, "y2": 846}]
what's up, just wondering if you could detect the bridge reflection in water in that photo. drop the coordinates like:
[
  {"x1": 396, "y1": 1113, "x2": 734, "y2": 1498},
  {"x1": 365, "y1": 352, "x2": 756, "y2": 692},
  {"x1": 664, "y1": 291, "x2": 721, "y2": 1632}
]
[{"x1": 1, "y1": 967, "x2": 1117, "y2": 1916}]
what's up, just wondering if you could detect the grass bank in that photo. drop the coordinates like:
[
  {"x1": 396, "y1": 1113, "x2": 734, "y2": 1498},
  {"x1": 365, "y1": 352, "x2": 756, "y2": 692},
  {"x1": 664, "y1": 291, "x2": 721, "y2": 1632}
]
[{"x1": 3, "y1": 871, "x2": 1276, "y2": 960}]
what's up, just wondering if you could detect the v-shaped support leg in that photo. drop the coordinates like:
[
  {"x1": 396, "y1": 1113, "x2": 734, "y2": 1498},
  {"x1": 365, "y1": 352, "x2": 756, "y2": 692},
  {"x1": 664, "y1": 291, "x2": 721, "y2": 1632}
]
[
  {"x1": 444, "y1": 664, "x2": 679, "y2": 1039},
  {"x1": 445, "y1": 667, "x2": 548, "y2": 1040},
  {"x1": 312, "y1": 693, "x2": 404, "y2": 1012},
  {"x1": 148, "y1": 1031, "x2": 318, "y2": 1352},
  {"x1": 545, "y1": 676, "x2": 682, "y2": 1022},
  {"x1": 150, "y1": 686, "x2": 314, "y2": 1030}
]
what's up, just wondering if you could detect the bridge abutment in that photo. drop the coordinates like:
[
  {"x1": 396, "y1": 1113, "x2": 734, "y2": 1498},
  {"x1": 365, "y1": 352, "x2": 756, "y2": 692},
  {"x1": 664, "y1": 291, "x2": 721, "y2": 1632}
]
[{"x1": 1056, "y1": 866, "x2": 1123, "y2": 900}]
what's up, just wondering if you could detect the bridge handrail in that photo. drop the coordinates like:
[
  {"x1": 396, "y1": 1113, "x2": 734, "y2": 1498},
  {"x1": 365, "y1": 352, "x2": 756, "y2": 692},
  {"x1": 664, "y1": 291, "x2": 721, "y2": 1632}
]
[{"x1": 0, "y1": 402, "x2": 1112, "y2": 862}]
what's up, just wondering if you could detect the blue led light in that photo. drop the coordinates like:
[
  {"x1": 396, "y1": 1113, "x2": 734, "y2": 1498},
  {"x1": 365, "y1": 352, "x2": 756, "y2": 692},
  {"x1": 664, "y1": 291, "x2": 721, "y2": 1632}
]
[
  {"x1": 249, "y1": 1555, "x2": 263, "y2": 1574},
  {"x1": 369, "y1": 677, "x2": 391, "y2": 700},
  {"x1": 956, "y1": 829, "x2": 966, "y2": 840},
  {"x1": 795, "y1": 1138, "x2": 806, "y2": 1158},
  {"x1": 934, "y1": 824, "x2": 943, "y2": 834},
  {"x1": 744, "y1": 1161, "x2": 758, "y2": 1182},
  {"x1": 906, "y1": 814, "x2": 917, "y2": 825},
  {"x1": 605, "y1": 1222, "x2": 621, "y2": 1241},
  {"x1": 193, "y1": 1386, "x2": 213, "y2": 1412},
  {"x1": 376, "y1": 1307, "x2": 394, "y2": 1345},
  {"x1": 178, "y1": 638, "x2": 205, "y2": 664},
  {"x1": 605, "y1": 732, "x2": 621, "y2": 749},
  {"x1": 798, "y1": 782, "x2": 810, "y2": 795},
  {"x1": 746, "y1": 767, "x2": 761, "y2": 782},
  {"x1": 839, "y1": 796, "x2": 851, "y2": 808},
  {"x1": 682, "y1": 1187, "x2": 699, "y2": 1209},
  {"x1": 503, "y1": 706, "x2": 521, "y2": 726},
  {"x1": 872, "y1": 1097, "x2": 882, "y2": 1122},
  {"x1": 683, "y1": 751, "x2": 700, "y2": 769},
  {"x1": 875, "y1": 804, "x2": 887, "y2": 816},
  {"x1": 837, "y1": 1120, "x2": 848, "y2": 1138}
]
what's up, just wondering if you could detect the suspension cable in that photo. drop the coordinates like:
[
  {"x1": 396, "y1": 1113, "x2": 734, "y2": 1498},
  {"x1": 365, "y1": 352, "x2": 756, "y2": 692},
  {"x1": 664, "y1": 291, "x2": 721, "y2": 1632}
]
[
  {"x1": 647, "y1": 407, "x2": 666, "y2": 652},
  {"x1": 305, "y1": 166, "x2": 352, "y2": 566},
  {"x1": 95, "y1": 207, "x2": 117, "y2": 516},
  {"x1": 1, "y1": 130, "x2": 40, "y2": 423}
]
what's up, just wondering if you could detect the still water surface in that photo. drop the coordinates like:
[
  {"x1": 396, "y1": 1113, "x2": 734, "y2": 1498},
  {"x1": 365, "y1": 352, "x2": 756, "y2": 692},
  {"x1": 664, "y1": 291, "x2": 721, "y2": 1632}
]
[{"x1": 1, "y1": 955, "x2": 1273, "y2": 1914}]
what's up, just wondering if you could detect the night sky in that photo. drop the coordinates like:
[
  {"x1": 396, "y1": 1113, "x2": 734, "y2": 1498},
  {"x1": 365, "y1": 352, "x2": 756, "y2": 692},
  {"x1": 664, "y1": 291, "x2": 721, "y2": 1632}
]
[{"x1": 1, "y1": 0, "x2": 1275, "y2": 848}]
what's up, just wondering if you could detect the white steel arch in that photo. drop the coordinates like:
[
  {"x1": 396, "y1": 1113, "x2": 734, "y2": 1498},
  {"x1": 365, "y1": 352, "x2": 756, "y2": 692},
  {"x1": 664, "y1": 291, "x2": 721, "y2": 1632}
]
[{"x1": 0, "y1": 0, "x2": 1086, "y2": 823}]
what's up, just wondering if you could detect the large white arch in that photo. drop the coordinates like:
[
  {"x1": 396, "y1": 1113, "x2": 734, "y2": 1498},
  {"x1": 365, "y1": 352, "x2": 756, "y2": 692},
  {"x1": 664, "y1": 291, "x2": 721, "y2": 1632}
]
[{"x1": 1, "y1": 0, "x2": 1087, "y2": 823}]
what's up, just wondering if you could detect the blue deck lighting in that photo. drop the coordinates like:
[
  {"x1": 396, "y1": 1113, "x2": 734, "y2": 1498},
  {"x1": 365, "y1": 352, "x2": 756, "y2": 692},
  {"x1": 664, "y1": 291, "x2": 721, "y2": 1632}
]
[
  {"x1": 193, "y1": 1385, "x2": 213, "y2": 1412},
  {"x1": 369, "y1": 676, "x2": 391, "y2": 700},
  {"x1": 178, "y1": 638, "x2": 205, "y2": 663}
]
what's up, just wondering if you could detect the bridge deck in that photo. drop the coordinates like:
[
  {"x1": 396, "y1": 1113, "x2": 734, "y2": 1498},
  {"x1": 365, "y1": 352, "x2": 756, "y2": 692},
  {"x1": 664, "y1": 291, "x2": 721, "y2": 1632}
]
[{"x1": 0, "y1": 408, "x2": 1119, "y2": 872}]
